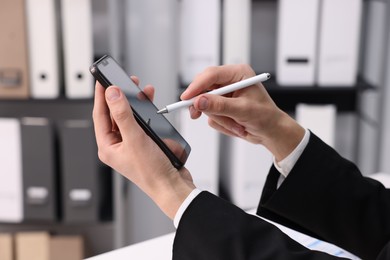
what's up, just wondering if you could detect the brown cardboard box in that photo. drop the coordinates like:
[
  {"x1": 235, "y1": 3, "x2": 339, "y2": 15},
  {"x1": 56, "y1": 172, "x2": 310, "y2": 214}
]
[
  {"x1": 0, "y1": 233, "x2": 13, "y2": 260},
  {"x1": 15, "y1": 232, "x2": 50, "y2": 260},
  {"x1": 50, "y1": 236, "x2": 84, "y2": 260},
  {"x1": 15, "y1": 232, "x2": 84, "y2": 260}
]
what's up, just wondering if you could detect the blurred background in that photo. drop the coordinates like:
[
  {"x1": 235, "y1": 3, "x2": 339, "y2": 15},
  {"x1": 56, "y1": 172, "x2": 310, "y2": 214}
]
[{"x1": 0, "y1": 0, "x2": 389, "y2": 259}]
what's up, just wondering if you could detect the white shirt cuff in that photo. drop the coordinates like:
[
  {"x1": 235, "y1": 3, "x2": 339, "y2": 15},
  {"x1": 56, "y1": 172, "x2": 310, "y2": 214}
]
[
  {"x1": 174, "y1": 188, "x2": 202, "y2": 228},
  {"x1": 274, "y1": 129, "x2": 310, "y2": 180}
]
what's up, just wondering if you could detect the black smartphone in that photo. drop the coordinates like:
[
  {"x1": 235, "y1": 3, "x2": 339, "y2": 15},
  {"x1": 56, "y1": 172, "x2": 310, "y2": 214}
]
[{"x1": 90, "y1": 55, "x2": 191, "y2": 169}]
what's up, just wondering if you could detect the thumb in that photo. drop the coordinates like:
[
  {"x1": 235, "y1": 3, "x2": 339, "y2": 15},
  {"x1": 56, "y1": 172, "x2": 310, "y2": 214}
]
[{"x1": 105, "y1": 86, "x2": 137, "y2": 139}]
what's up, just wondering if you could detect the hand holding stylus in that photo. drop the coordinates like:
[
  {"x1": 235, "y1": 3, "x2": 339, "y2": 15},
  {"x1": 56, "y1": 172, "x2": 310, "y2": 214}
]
[{"x1": 157, "y1": 73, "x2": 271, "y2": 114}]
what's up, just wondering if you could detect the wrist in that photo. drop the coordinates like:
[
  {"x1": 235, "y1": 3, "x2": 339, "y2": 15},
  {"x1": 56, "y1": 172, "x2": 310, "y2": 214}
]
[
  {"x1": 147, "y1": 169, "x2": 196, "y2": 220},
  {"x1": 263, "y1": 111, "x2": 305, "y2": 162}
]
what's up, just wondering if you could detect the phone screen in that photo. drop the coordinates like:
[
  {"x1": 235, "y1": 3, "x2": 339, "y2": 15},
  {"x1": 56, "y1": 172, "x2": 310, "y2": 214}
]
[{"x1": 90, "y1": 55, "x2": 191, "y2": 168}]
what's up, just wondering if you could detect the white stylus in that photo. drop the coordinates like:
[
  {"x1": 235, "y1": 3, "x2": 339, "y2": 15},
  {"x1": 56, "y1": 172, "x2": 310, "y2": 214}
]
[{"x1": 157, "y1": 73, "x2": 271, "y2": 114}]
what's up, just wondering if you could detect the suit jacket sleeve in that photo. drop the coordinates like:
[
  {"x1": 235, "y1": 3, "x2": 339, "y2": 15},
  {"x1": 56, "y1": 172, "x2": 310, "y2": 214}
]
[
  {"x1": 173, "y1": 191, "x2": 348, "y2": 260},
  {"x1": 258, "y1": 133, "x2": 390, "y2": 260},
  {"x1": 172, "y1": 133, "x2": 390, "y2": 260}
]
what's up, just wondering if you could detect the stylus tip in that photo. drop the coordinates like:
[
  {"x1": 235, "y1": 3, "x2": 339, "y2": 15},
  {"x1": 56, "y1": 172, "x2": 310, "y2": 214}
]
[{"x1": 157, "y1": 108, "x2": 168, "y2": 114}]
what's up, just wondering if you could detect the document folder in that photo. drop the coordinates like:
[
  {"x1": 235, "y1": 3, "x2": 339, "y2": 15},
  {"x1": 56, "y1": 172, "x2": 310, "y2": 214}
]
[
  {"x1": 125, "y1": 0, "x2": 180, "y2": 108},
  {"x1": 179, "y1": 111, "x2": 219, "y2": 194},
  {"x1": 0, "y1": 118, "x2": 23, "y2": 222},
  {"x1": 0, "y1": 0, "x2": 30, "y2": 99},
  {"x1": 220, "y1": 136, "x2": 272, "y2": 210},
  {"x1": 21, "y1": 117, "x2": 58, "y2": 222},
  {"x1": 223, "y1": 0, "x2": 251, "y2": 65},
  {"x1": 276, "y1": 0, "x2": 320, "y2": 86},
  {"x1": 296, "y1": 103, "x2": 336, "y2": 147},
  {"x1": 179, "y1": 0, "x2": 221, "y2": 84},
  {"x1": 317, "y1": 0, "x2": 363, "y2": 86},
  {"x1": 61, "y1": 0, "x2": 94, "y2": 98},
  {"x1": 26, "y1": 0, "x2": 61, "y2": 98},
  {"x1": 59, "y1": 119, "x2": 112, "y2": 223}
]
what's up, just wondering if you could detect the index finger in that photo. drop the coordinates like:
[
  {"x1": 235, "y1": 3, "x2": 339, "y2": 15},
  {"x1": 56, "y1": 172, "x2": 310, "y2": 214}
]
[{"x1": 180, "y1": 64, "x2": 255, "y2": 100}]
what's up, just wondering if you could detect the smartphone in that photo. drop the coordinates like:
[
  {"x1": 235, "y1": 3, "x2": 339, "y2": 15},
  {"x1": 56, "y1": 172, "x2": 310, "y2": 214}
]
[{"x1": 90, "y1": 55, "x2": 191, "y2": 169}]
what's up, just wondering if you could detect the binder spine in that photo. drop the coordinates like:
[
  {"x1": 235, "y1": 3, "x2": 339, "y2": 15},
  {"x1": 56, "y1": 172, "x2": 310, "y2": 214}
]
[
  {"x1": 61, "y1": 0, "x2": 93, "y2": 99},
  {"x1": 296, "y1": 104, "x2": 336, "y2": 147},
  {"x1": 0, "y1": 0, "x2": 30, "y2": 99},
  {"x1": 60, "y1": 120, "x2": 111, "y2": 223},
  {"x1": 0, "y1": 118, "x2": 23, "y2": 222},
  {"x1": 125, "y1": 0, "x2": 180, "y2": 108},
  {"x1": 26, "y1": 0, "x2": 60, "y2": 98},
  {"x1": 223, "y1": 0, "x2": 252, "y2": 65},
  {"x1": 276, "y1": 0, "x2": 321, "y2": 86},
  {"x1": 179, "y1": 110, "x2": 219, "y2": 194},
  {"x1": 21, "y1": 117, "x2": 57, "y2": 222},
  {"x1": 179, "y1": 0, "x2": 221, "y2": 85},
  {"x1": 220, "y1": 135, "x2": 272, "y2": 210},
  {"x1": 317, "y1": 0, "x2": 363, "y2": 86}
]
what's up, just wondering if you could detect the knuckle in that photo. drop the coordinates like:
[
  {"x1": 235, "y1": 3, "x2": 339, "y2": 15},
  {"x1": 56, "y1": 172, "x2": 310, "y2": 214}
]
[
  {"x1": 201, "y1": 66, "x2": 219, "y2": 80},
  {"x1": 236, "y1": 63, "x2": 255, "y2": 77},
  {"x1": 203, "y1": 66, "x2": 218, "y2": 75},
  {"x1": 208, "y1": 97, "x2": 226, "y2": 114},
  {"x1": 112, "y1": 108, "x2": 130, "y2": 122},
  {"x1": 214, "y1": 98, "x2": 225, "y2": 112}
]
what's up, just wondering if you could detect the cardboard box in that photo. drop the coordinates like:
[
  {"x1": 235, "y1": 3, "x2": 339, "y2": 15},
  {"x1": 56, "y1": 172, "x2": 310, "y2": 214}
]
[
  {"x1": 0, "y1": 233, "x2": 13, "y2": 260},
  {"x1": 16, "y1": 232, "x2": 50, "y2": 260},
  {"x1": 15, "y1": 232, "x2": 84, "y2": 260},
  {"x1": 50, "y1": 236, "x2": 84, "y2": 260}
]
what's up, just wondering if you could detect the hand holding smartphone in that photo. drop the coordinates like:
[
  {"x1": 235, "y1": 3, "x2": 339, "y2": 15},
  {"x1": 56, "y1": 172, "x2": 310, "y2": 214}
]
[{"x1": 90, "y1": 55, "x2": 191, "y2": 169}]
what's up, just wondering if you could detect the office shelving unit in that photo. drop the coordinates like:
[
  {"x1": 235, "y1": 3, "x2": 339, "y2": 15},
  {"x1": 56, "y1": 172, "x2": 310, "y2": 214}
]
[
  {"x1": 249, "y1": 0, "x2": 374, "y2": 113},
  {"x1": 265, "y1": 77, "x2": 374, "y2": 112},
  {"x1": 0, "y1": 97, "x2": 115, "y2": 258},
  {"x1": 0, "y1": 0, "x2": 386, "y2": 258}
]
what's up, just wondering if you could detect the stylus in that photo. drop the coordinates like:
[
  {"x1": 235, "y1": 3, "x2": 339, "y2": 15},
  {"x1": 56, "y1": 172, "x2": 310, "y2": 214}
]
[{"x1": 157, "y1": 73, "x2": 271, "y2": 114}]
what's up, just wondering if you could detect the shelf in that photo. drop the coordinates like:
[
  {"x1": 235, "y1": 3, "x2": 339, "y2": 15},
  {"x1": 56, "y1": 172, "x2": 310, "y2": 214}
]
[
  {"x1": 264, "y1": 76, "x2": 374, "y2": 112},
  {"x1": 0, "y1": 97, "x2": 94, "y2": 119},
  {"x1": 1, "y1": 76, "x2": 375, "y2": 117}
]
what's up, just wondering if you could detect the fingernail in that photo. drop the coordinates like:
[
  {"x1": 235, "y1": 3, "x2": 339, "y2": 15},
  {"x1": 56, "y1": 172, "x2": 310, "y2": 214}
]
[
  {"x1": 189, "y1": 105, "x2": 196, "y2": 115},
  {"x1": 180, "y1": 91, "x2": 187, "y2": 99},
  {"x1": 198, "y1": 96, "x2": 208, "y2": 110},
  {"x1": 106, "y1": 88, "x2": 120, "y2": 101}
]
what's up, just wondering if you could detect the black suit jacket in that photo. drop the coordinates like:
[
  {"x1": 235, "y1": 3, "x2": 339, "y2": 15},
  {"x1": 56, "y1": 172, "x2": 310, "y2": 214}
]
[{"x1": 172, "y1": 134, "x2": 390, "y2": 260}]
